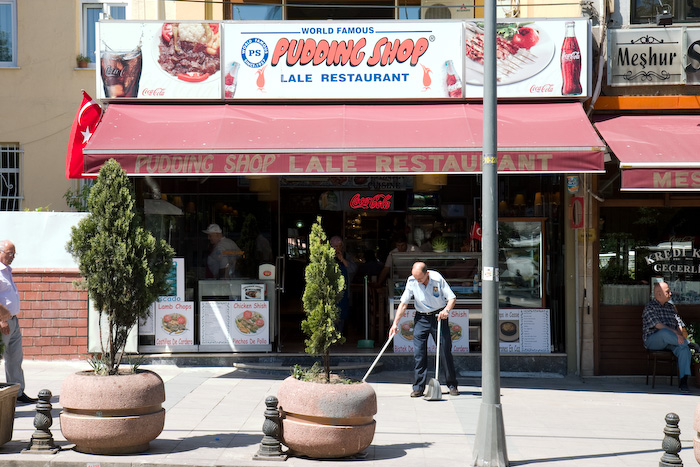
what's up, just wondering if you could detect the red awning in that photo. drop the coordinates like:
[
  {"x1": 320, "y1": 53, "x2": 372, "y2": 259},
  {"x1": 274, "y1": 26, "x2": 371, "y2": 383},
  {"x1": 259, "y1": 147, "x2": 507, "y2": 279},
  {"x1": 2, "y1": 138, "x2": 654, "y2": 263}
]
[
  {"x1": 594, "y1": 114, "x2": 700, "y2": 191},
  {"x1": 82, "y1": 103, "x2": 604, "y2": 176}
]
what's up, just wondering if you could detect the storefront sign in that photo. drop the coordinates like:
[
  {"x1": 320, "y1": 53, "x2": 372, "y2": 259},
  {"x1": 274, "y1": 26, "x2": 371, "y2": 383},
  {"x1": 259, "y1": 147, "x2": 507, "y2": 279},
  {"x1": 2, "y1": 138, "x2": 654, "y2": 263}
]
[
  {"x1": 96, "y1": 19, "x2": 591, "y2": 100},
  {"x1": 498, "y1": 308, "x2": 551, "y2": 353},
  {"x1": 224, "y1": 21, "x2": 462, "y2": 99},
  {"x1": 155, "y1": 301, "x2": 195, "y2": 347},
  {"x1": 86, "y1": 150, "x2": 602, "y2": 175},
  {"x1": 200, "y1": 300, "x2": 270, "y2": 350},
  {"x1": 623, "y1": 168, "x2": 700, "y2": 191},
  {"x1": 644, "y1": 246, "x2": 700, "y2": 274},
  {"x1": 392, "y1": 308, "x2": 470, "y2": 354},
  {"x1": 608, "y1": 28, "x2": 684, "y2": 86},
  {"x1": 686, "y1": 28, "x2": 700, "y2": 84}
]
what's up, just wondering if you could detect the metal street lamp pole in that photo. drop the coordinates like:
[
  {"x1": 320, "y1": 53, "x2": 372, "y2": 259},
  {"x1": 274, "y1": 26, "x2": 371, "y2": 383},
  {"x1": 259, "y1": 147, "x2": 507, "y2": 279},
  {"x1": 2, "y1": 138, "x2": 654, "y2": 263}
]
[{"x1": 472, "y1": 0, "x2": 509, "y2": 464}]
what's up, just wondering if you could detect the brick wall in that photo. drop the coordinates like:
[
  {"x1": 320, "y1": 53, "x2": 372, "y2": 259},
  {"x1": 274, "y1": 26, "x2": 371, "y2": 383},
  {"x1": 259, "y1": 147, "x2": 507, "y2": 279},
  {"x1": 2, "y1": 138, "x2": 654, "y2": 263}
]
[{"x1": 12, "y1": 269, "x2": 87, "y2": 360}]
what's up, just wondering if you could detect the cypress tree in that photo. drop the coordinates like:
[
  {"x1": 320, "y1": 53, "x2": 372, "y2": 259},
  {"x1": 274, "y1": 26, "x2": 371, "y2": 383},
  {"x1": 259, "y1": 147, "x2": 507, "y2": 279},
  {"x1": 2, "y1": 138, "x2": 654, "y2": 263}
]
[
  {"x1": 67, "y1": 159, "x2": 174, "y2": 374},
  {"x1": 301, "y1": 216, "x2": 345, "y2": 382}
]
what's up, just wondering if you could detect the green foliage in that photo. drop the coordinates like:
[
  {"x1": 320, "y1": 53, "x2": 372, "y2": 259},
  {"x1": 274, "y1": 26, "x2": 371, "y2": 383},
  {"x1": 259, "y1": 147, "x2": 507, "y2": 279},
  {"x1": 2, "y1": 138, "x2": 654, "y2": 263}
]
[
  {"x1": 67, "y1": 159, "x2": 174, "y2": 375},
  {"x1": 64, "y1": 182, "x2": 93, "y2": 211},
  {"x1": 77, "y1": 53, "x2": 90, "y2": 63},
  {"x1": 432, "y1": 237, "x2": 448, "y2": 251},
  {"x1": 87, "y1": 354, "x2": 109, "y2": 376},
  {"x1": 300, "y1": 217, "x2": 345, "y2": 382}
]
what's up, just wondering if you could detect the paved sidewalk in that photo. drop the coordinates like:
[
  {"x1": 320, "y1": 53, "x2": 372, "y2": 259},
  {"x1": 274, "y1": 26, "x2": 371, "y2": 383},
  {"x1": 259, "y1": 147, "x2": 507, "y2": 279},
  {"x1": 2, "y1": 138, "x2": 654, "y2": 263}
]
[{"x1": 0, "y1": 360, "x2": 698, "y2": 466}]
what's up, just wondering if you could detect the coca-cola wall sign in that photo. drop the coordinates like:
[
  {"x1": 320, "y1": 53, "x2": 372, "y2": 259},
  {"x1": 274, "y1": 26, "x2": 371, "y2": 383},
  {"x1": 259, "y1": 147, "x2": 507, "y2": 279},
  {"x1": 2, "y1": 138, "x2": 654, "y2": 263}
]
[
  {"x1": 96, "y1": 19, "x2": 591, "y2": 100},
  {"x1": 607, "y1": 28, "x2": 684, "y2": 86},
  {"x1": 347, "y1": 192, "x2": 394, "y2": 211}
]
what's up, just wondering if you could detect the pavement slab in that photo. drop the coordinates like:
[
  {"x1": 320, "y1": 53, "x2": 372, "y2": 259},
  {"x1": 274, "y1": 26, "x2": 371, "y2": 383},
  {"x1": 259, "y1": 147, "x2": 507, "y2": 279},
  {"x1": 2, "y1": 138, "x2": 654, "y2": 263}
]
[{"x1": 0, "y1": 361, "x2": 697, "y2": 467}]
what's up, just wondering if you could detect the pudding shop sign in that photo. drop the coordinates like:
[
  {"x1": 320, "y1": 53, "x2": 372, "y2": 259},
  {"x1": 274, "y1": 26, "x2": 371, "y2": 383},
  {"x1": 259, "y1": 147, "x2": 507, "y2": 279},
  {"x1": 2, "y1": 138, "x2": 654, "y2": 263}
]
[{"x1": 96, "y1": 19, "x2": 592, "y2": 100}]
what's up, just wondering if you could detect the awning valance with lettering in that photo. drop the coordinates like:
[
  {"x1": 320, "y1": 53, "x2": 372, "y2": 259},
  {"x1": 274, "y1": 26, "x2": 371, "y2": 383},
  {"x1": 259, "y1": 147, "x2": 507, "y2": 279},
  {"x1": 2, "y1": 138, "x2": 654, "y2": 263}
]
[
  {"x1": 594, "y1": 114, "x2": 700, "y2": 191},
  {"x1": 82, "y1": 103, "x2": 604, "y2": 176}
]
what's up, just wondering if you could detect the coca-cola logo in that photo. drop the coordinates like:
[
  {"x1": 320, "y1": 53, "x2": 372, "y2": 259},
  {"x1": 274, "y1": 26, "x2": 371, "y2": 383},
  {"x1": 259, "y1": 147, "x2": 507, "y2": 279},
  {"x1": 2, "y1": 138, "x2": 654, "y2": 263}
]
[
  {"x1": 529, "y1": 84, "x2": 554, "y2": 93},
  {"x1": 104, "y1": 65, "x2": 123, "y2": 77},
  {"x1": 349, "y1": 193, "x2": 392, "y2": 210},
  {"x1": 142, "y1": 88, "x2": 166, "y2": 97},
  {"x1": 561, "y1": 51, "x2": 581, "y2": 61}
]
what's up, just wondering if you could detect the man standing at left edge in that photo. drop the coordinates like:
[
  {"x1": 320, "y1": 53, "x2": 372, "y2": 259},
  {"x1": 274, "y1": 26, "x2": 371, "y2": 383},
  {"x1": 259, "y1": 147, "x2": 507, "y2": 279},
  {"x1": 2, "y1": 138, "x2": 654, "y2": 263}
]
[{"x1": 0, "y1": 240, "x2": 37, "y2": 403}]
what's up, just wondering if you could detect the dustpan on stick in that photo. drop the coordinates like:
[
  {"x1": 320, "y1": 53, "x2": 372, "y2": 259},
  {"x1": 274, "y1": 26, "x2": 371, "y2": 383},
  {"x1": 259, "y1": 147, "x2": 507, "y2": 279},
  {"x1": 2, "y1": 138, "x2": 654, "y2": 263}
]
[{"x1": 424, "y1": 318, "x2": 442, "y2": 401}]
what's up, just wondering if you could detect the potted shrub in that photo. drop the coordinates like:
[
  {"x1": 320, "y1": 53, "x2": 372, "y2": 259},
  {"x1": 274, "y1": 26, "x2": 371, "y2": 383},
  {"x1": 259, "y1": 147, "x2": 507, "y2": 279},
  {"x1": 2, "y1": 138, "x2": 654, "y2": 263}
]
[
  {"x1": 276, "y1": 217, "x2": 377, "y2": 459},
  {"x1": 0, "y1": 340, "x2": 19, "y2": 447},
  {"x1": 61, "y1": 159, "x2": 174, "y2": 454},
  {"x1": 76, "y1": 53, "x2": 90, "y2": 68}
]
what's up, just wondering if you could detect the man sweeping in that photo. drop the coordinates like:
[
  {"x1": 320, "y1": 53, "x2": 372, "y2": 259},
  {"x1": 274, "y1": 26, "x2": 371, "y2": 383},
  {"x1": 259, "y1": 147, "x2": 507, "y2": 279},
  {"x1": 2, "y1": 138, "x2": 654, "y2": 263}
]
[{"x1": 389, "y1": 261, "x2": 459, "y2": 398}]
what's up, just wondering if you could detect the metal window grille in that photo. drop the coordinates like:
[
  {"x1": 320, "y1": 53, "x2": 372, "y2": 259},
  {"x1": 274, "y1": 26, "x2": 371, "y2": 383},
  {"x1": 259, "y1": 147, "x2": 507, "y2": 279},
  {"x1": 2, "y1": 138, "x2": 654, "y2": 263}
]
[{"x1": 0, "y1": 144, "x2": 22, "y2": 211}]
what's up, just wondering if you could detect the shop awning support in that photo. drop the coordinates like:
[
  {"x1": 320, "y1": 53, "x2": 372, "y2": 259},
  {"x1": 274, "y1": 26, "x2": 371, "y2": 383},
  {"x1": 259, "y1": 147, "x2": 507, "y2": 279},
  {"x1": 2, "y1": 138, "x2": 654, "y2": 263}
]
[{"x1": 472, "y1": 1, "x2": 509, "y2": 465}]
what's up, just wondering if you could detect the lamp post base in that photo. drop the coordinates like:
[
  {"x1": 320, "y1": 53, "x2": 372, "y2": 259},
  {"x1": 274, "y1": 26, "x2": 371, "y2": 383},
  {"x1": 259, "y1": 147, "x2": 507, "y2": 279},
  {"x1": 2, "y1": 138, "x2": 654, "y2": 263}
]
[{"x1": 472, "y1": 402, "x2": 509, "y2": 467}]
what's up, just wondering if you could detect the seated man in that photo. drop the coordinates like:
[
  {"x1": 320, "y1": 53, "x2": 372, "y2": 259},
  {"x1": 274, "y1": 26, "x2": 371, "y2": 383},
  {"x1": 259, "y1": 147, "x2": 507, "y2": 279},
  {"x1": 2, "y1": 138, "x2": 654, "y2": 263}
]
[{"x1": 642, "y1": 281, "x2": 692, "y2": 392}]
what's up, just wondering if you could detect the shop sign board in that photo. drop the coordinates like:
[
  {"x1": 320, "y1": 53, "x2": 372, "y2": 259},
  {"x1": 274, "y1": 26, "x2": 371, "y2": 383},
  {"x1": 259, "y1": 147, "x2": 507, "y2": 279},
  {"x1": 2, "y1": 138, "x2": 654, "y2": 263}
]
[
  {"x1": 644, "y1": 245, "x2": 700, "y2": 280},
  {"x1": 607, "y1": 28, "x2": 684, "y2": 86},
  {"x1": 392, "y1": 308, "x2": 470, "y2": 354},
  {"x1": 94, "y1": 150, "x2": 602, "y2": 176},
  {"x1": 685, "y1": 28, "x2": 700, "y2": 84},
  {"x1": 224, "y1": 21, "x2": 464, "y2": 99},
  {"x1": 498, "y1": 308, "x2": 551, "y2": 353},
  {"x1": 199, "y1": 300, "x2": 270, "y2": 351},
  {"x1": 96, "y1": 19, "x2": 591, "y2": 100},
  {"x1": 155, "y1": 301, "x2": 195, "y2": 348}
]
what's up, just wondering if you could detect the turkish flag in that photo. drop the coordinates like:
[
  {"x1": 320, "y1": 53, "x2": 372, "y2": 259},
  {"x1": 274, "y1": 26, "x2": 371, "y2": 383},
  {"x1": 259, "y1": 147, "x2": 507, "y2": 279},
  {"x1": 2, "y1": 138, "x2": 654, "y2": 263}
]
[
  {"x1": 65, "y1": 91, "x2": 103, "y2": 179},
  {"x1": 470, "y1": 222, "x2": 482, "y2": 241}
]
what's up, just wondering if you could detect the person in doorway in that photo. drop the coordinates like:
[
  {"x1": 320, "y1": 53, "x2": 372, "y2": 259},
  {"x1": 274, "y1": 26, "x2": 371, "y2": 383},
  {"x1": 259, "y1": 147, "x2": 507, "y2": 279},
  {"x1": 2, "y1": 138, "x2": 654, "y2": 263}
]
[
  {"x1": 203, "y1": 224, "x2": 242, "y2": 279},
  {"x1": 330, "y1": 236, "x2": 357, "y2": 334},
  {"x1": 0, "y1": 240, "x2": 37, "y2": 404},
  {"x1": 642, "y1": 281, "x2": 692, "y2": 392},
  {"x1": 356, "y1": 249, "x2": 384, "y2": 282},
  {"x1": 389, "y1": 262, "x2": 459, "y2": 397},
  {"x1": 375, "y1": 234, "x2": 420, "y2": 287}
]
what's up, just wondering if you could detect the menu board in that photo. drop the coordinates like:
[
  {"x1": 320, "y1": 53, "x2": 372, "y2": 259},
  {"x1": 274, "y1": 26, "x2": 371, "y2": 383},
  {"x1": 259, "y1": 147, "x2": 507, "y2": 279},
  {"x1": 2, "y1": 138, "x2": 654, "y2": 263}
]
[
  {"x1": 155, "y1": 301, "x2": 195, "y2": 349},
  {"x1": 200, "y1": 300, "x2": 270, "y2": 351},
  {"x1": 140, "y1": 258, "x2": 185, "y2": 336},
  {"x1": 393, "y1": 309, "x2": 469, "y2": 354},
  {"x1": 499, "y1": 308, "x2": 551, "y2": 353}
]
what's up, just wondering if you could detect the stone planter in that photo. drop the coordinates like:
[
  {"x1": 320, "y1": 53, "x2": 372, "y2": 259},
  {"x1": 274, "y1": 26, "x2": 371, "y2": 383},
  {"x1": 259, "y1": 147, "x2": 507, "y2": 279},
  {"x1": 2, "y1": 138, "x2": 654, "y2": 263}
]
[
  {"x1": 59, "y1": 369, "x2": 165, "y2": 454},
  {"x1": 694, "y1": 403, "x2": 700, "y2": 463},
  {"x1": 277, "y1": 375, "x2": 377, "y2": 459},
  {"x1": 0, "y1": 383, "x2": 19, "y2": 446}
]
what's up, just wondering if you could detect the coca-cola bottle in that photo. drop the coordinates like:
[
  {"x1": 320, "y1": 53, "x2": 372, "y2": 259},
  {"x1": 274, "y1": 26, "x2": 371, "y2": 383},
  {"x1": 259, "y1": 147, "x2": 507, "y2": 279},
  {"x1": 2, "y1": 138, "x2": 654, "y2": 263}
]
[
  {"x1": 560, "y1": 21, "x2": 582, "y2": 95},
  {"x1": 445, "y1": 60, "x2": 463, "y2": 98},
  {"x1": 224, "y1": 62, "x2": 240, "y2": 99}
]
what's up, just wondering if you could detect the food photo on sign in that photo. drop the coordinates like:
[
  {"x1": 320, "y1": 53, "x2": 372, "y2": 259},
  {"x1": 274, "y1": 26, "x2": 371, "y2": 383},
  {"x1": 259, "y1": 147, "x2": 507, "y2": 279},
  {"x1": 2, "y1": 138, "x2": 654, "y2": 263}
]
[
  {"x1": 97, "y1": 22, "x2": 222, "y2": 100},
  {"x1": 392, "y1": 308, "x2": 469, "y2": 353},
  {"x1": 462, "y1": 18, "x2": 588, "y2": 98},
  {"x1": 154, "y1": 302, "x2": 195, "y2": 348}
]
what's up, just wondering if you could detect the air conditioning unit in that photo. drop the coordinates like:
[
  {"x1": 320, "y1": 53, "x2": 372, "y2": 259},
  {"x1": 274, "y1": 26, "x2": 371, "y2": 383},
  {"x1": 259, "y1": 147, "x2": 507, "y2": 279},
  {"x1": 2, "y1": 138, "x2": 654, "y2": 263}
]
[{"x1": 421, "y1": 0, "x2": 476, "y2": 19}]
